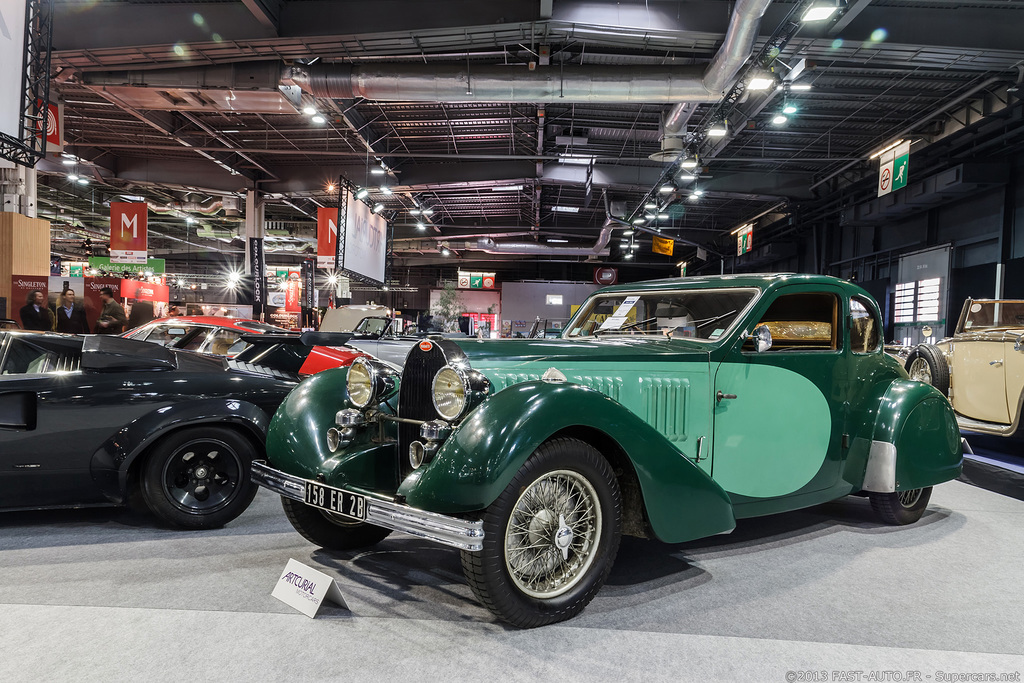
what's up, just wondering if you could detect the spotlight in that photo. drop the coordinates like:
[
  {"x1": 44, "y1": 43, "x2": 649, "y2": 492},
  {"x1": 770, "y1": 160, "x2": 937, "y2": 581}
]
[
  {"x1": 303, "y1": 106, "x2": 317, "y2": 116},
  {"x1": 772, "y1": 114, "x2": 788, "y2": 125},
  {"x1": 693, "y1": 189, "x2": 705, "y2": 196},
  {"x1": 327, "y1": 182, "x2": 335, "y2": 193},
  {"x1": 416, "y1": 222, "x2": 426, "y2": 230},
  {"x1": 311, "y1": 115, "x2": 326, "y2": 124},
  {"x1": 67, "y1": 174, "x2": 79, "y2": 181},
  {"x1": 624, "y1": 252, "x2": 634, "y2": 260},
  {"x1": 782, "y1": 103, "x2": 798, "y2": 114},
  {"x1": 355, "y1": 188, "x2": 369, "y2": 200},
  {"x1": 380, "y1": 186, "x2": 392, "y2": 195},
  {"x1": 372, "y1": 203, "x2": 384, "y2": 213},
  {"x1": 77, "y1": 178, "x2": 89, "y2": 185},
  {"x1": 747, "y1": 76, "x2": 775, "y2": 91},
  {"x1": 708, "y1": 121, "x2": 728, "y2": 137}
]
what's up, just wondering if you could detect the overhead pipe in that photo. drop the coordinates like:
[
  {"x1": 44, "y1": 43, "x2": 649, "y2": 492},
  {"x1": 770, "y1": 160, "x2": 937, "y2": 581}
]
[{"x1": 474, "y1": 221, "x2": 613, "y2": 256}]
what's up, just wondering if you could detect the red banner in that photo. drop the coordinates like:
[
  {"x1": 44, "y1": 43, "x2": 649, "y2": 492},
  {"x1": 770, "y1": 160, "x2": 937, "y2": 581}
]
[
  {"x1": 285, "y1": 278, "x2": 301, "y2": 312},
  {"x1": 110, "y1": 203, "x2": 148, "y2": 264},
  {"x1": 35, "y1": 99, "x2": 61, "y2": 150},
  {"x1": 121, "y1": 279, "x2": 169, "y2": 303},
  {"x1": 317, "y1": 207, "x2": 339, "y2": 269},
  {"x1": 10, "y1": 275, "x2": 50, "y2": 329}
]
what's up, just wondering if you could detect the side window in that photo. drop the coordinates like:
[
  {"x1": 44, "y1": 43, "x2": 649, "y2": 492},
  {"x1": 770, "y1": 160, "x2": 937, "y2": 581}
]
[
  {"x1": 749, "y1": 292, "x2": 840, "y2": 351},
  {"x1": 180, "y1": 327, "x2": 213, "y2": 351},
  {"x1": 850, "y1": 297, "x2": 881, "y2": 353}
]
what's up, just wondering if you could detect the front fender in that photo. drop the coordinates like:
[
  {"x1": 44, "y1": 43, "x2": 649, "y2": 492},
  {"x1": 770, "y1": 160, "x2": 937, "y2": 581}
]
[
  {"x1": 399, "y1": 381, "x2": 735, "y2": 543},
  {"x1": 867, "y1": 379, "x2": 962, "y2": 491},
  {"x1": 90, "y1": 398, "x2": 271, "y2": 503},
  {"x1": 265, "y1": 367, "x2": 400, "y2": 495}
]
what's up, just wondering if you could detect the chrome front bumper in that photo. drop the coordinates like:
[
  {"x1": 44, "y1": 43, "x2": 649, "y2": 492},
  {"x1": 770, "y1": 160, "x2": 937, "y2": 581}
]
[{"x1": 251, "y1": 460, "x2": 484, "y2": 551}]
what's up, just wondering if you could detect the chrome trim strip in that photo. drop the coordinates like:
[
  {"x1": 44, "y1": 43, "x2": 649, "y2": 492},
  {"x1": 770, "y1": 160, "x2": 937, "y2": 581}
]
[
  {"x1": 862, "y1": 440, "x2": 897, "y2": 493},
  {"x1": 955, "y1": 413, "x2": 1018, "y2": 437},
  {"x1": 250, "y1": 460, "x2": 484, "y2": 551}
]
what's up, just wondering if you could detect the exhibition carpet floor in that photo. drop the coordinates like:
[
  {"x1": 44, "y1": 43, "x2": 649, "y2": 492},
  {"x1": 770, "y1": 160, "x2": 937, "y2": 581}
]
[{"x1": 0, "y1": 481, "x2": 1021, "y2": 682}]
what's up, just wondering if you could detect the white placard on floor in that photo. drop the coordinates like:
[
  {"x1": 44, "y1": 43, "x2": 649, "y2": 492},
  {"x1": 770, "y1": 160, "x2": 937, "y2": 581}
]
[{"x1": 271, "y1": 558, "x2": 349, "y2": 618}]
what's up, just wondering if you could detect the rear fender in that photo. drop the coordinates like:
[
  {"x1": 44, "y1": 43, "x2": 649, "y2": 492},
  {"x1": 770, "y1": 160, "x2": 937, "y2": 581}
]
[
  {"x1": 863, "y1": 379, "x2": 962, "y2": 493},
  {"x1": 399, "y1": 381, "x2": 735, "y2": 543},
  {"x1": 90, "y1": 398, "x2": 270, "y2": 503}
]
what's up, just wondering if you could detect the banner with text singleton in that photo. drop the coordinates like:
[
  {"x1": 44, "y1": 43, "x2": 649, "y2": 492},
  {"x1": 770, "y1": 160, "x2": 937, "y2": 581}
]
[{"x1": 110, "y1": 203, "x2": 148, "y2": 264}]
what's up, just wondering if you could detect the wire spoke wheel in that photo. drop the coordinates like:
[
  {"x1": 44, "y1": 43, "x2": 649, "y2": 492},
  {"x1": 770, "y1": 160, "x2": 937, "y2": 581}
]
[
  {"x1": 460, "y1": 437, "x2": 622, "y2": 628},
  {"x1": 504, "y1": 470, "x2": 602, "y2": 599},
  {"x1": 897, "y1": 488, "x2": 923, "y2": 508},
  {"x1": 908, "y1": 357, "x2": 932, "y2": 384}
]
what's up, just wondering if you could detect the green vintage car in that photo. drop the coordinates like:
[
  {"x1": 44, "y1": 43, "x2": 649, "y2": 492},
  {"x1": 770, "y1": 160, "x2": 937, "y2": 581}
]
[{"x1": 253, "y1": 274, "x2": 962, "y2": 627}]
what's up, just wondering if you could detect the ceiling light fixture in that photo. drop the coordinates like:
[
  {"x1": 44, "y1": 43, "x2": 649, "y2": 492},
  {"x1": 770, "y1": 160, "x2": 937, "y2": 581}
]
[
  {"x1": 624, "y1": 252, "x2": 634, "y2": 260},
  {"x1": 659, "y1": 184, "x2": 675, "y2": 193},
  {"x1": 421, "y1": 208, "x2": 434, "y2": 216},
  {"x1": 801, "y1": 1, "x2": 840, "y2": 22},
  {"x1": 789, "y1": 83, "x2": 812, "y2": 91},
  {"x1": 632, "y1": 218, "x2": 646, "y2": 225},
  {"x1": 370, "y1": 167, "x2": 386, "y2": 175},
  {"x1": 623, "y1": 229, "x2": 635, "y2": 236},
  {"x1": 693, "y1": 189, "x2": 705, "y2": 196},
  {"x1": 645, "y1": 202, "x2": 658, "y2": 209},
  {"x1": 868, "y1": 139, "x2": 906, "y2": 160},
  {"x1": 491, "y1": 185, "x2": 524, "y2": 191},
  {"x1": 677, "y1": 172, "x2": 695, "y2": 181},
  {"x1": 547, "y1": 239, "x2": 569, "y2": 243},
  {"x1": 416, "y1": 222, "x2": 426, "y2": 230},
  {"x1": 303, "y1": 106, "x2": 317, "y2": 116},
  {"x1": 67, "y1": 174, "x2": 78, "y2": 181},
  {"x1": 311, "y1": 115, "x2": 326, "y2": 124},
  {"x1": 380, "y1": 186, "x2": 393, "y2": 195},
  {"x1": 409, "y1": 209, "x2": 421, "y2": 215},
  {"x1": 782, "y1": 102, "x2": 798, "y2": 114},
  {"x1": 731, "y1": 223, "x2": 753, "y2": 235},
  {"x1": 708, "y1": 121, "x2": 728, "y2": 137},
  {"x1": 657, "y1": 213, "x2": 670, "y2": 220},
  {"x1": 77, "y1": 178, "x2": 89, "y2": 185},
  {"x1": 551, "y1": 206, "x2": 580, "y2": 213},
  {"x1": 326, "y1": 182, "x2": 335, "y2": 193},
  {"x1": 680, "y1": 158, "x2": 698, "y2": 170},
  {"x1": 747, "y1": 76, "x2": 775, "y2": 91},
  {"x1": 772, "y1": 114, "x2": 788, "y2": 125}
]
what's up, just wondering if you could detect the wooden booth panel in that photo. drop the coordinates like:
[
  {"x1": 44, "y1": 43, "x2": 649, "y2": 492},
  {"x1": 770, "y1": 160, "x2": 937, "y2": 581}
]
[{"x1": 0, "y1": 213, "x2": 52, "y2": 314}]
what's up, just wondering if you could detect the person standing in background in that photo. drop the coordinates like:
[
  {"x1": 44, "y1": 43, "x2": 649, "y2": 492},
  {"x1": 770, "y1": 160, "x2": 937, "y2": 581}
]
[
  {"x1": 19, "y1": 290, "x2": 54, "y2": 331},
  {"x1": 95, "y1": 287, "x2": 128, "y2": 334},
  {"x1": 54, "y1": 288, "x2": 90, "y2": 334}
]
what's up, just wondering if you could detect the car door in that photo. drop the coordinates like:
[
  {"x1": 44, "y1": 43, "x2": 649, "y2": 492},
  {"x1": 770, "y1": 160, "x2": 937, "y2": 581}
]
[
  {"x1": 711, "y1": 285, "x2": 849, "y2": 504},
  {"x1": 951, "y1": 341, "x2": 1011, "y2": 424}
]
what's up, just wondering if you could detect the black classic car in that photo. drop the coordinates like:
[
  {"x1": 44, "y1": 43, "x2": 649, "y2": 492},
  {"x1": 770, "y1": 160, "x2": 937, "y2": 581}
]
[{"x1": 0, "y1": 331, "x2": 298, "y2": 528}]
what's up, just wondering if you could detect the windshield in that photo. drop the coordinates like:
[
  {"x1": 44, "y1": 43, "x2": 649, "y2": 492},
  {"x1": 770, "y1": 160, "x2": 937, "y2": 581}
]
[
  {"x1": 564, "y1": 287, "x2": 760, "y2": 341},
  {"x1": 960, "y1": 300, "x2": 1024, "y2": 332},
  {"x1": 354, "y1": 317, "x2": 390, "y2": 335}
]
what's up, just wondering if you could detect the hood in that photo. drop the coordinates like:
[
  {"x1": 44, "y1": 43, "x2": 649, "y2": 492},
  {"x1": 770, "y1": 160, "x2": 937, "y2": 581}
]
[{"x1": 451, "y1": 336, "x2": 710, "y2": 370}]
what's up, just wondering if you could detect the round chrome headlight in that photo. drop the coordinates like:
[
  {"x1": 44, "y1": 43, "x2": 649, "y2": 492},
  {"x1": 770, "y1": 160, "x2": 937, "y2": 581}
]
[
  {"x1": 432, "y1": 366, "x2": 468, "y2": 421},
  {"x1": 347, "y1": 358, "x2": 374, "y2": 408}
]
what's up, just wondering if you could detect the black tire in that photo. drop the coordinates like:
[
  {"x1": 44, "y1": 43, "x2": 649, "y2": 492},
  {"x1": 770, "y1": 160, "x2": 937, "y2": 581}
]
[
  {"x1": 460, "y1": 437, "x2": 622, "y2": 628},
  {"x1": 869, "y1": 486, "x2": 933, "y2": 525},
  {"x1": 140, "y1": 426, "x2": 259, "y2": 529},
  {"x1": 904, "y1": 344, "x2": 950, "y2": 395},
  {"x1": 281, "y1": 496, "x2": 392, "y2": 550}
]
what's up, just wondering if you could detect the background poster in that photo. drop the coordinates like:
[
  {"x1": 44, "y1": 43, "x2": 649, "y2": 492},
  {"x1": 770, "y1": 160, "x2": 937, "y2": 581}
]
[{"x1": 342, "y1": 193, "x2": 387, "y2": 285}]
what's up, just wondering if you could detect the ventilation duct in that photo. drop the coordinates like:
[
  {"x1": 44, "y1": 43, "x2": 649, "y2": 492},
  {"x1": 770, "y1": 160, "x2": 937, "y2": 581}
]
[
  {"x1": 145, "y1": 199, "x2": 225, "y2": 216},
  {"x1": 474, "y1": 223, "x2": 613, "y2": 257}
]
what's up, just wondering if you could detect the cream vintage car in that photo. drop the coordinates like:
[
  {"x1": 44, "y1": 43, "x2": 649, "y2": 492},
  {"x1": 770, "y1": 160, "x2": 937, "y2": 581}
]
[{"x1": 905, "y1": 298, "x2": 1024, "y2": 436}]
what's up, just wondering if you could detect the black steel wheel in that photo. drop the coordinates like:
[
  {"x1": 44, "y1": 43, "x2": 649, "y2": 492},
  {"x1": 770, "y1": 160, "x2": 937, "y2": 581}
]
[
  {"x1": 460, "y1": 437, "x2": 622, "y2": 628},
  {"x1": 869, "y1": 486, "x2": 933, "y2": 525},
  {"x1": 281, "y1": 496, "x2": 392, "y2": 550},
  {"x1": 904, "y1": 344, "x2": 950, "y2": 395},
  {"x1": 141, "y1": 426, "x2": 258, "y2": 529}
]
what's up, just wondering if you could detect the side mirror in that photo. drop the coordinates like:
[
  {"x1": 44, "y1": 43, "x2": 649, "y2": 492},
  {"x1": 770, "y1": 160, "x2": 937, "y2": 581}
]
[{"x1": 752, "y1": 324, "x2": 773, "y2": 353}]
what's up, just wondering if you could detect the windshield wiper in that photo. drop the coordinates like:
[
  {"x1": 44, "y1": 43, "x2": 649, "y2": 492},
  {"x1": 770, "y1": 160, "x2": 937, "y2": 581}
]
[
  {"x1": 593, "y1": 316, "x2": 657, "y2": 335},
  {"x1": 693, "y1": 309, "x2": 737, "y2": 330}
]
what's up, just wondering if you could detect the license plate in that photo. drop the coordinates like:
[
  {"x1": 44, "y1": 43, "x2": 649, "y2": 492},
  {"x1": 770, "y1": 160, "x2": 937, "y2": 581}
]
[{"x1": 304, "y1": 482, "x2": 366, "y2": 521}]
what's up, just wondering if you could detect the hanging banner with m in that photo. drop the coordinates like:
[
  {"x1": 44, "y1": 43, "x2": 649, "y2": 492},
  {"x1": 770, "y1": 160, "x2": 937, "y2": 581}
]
[
  {"x1": 110, "y1": 203, "x2": 148, "y2": 264},
  {"x1": 317, "y1": 207, "x2": 339, "y2": 269}
]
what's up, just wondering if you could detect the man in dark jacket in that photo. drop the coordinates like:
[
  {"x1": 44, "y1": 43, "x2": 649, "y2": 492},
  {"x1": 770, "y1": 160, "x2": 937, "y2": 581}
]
[
  {"x1": 95, "y1": 287, "x2": 128, "y2": 334},
  {"x1": 19, "y1": 290, "x2": 54, "y2": 331},
  {"x1": 54, "y1": 288, "x2": 90, "y2": 334}
]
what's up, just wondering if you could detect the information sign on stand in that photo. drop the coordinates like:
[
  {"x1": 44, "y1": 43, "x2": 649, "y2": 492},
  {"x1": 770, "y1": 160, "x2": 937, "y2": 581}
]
[{"x1": 271, "y1": 558, "x2": 349, "y2": 618}]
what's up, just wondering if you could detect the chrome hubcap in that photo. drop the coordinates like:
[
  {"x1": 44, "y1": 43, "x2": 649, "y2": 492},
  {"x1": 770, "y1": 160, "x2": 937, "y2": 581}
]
[
  {"x1": 504, "y1": 470, "x2": 601, "y2": 599},
  {"x1": 908, "y1": 358, "x2": 932, "y2": 384}
]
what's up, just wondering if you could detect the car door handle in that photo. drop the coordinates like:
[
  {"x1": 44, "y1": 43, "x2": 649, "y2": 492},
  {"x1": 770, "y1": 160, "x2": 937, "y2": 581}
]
[
  {"x1": 716, "y1": 391, "x2": 737, "y2": 403},
  {"x1": 990, "y1": 360, "x2": 1003, "y2": 366}
]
